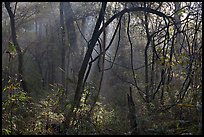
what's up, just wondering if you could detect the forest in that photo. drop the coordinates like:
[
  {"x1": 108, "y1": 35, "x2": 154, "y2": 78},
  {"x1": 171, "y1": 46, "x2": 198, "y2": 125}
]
[{"x1": 2, "y1": 2, "x2": 202, "y2": 135}]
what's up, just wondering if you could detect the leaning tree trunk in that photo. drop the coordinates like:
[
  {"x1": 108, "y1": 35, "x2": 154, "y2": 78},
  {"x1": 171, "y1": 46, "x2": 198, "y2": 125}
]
[
  {"x1": 5, "y1": 2, "x2": 29, "y2": 93},
  {"x1": 89, "y1": 17, "x2": 106, "y2": 113},
  {"x1": 62, "y1": 2, "x2": 107, "y2": 131}
]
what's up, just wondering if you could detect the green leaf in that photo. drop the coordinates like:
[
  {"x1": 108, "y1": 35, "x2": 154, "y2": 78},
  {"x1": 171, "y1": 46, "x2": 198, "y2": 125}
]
[
  {"x1": 8, "y1": 42, "x2": 17, "y2": 55},
  {"x1": 169, "y1": 26, "x2": 174, "y2": 36},
  {"x1": 178, "y1": 9, "x2": 185, "y2": 16},
  {"x1": 3, "y1": 87, "x2": 7, "y2": 92},
  {"x1": 2, "y1": 129, "x2": 11, "y2": 135}
]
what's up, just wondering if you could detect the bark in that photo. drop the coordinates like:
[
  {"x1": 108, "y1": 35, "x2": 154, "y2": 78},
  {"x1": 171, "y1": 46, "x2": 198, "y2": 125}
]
[{"x1": 5, "y1": 2, "x2": 29, "y2": 93}]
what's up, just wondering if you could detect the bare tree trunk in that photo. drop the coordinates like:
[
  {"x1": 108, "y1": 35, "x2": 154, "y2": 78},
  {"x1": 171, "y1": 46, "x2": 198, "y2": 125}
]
[
  {"x1": 63, "y1": 2, "x2": 79, "y2": 87},
  {"x1": 80, "y1": 18, "x2": 86, "y2": 58},
  {"x1": 144, "y1": 9, "x2": 150, "y2": 107},
  {"x1": 89, "y1": 17, "x2": 106, "y2": 113},
  {"x1": 63, "y1": 2, "x2": 78, "y2": 52},
  {"x1": 127, "y1": 87, "x2": 138, "y2": 135},
  {"x1": 60, "y1": 2, "x2": 66, "y2": 88},
  {"x1": 174, "y1": 2, "x2": 181, "y2": 54},
  {"x1": 5, "y1": 2, "x2": 29, "y2": 93}
]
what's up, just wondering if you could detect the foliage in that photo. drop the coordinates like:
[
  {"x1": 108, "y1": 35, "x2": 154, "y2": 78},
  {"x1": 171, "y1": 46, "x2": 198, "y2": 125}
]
[
  {"x1": 2, "y1": 1, "x2": 202, "y2": 135},
  {"x1": 8, "y1": 42, "x2": 17, "y2": 56},
  {"x1": 2, "y1": 76, "x2": 36, "y2": 135},
  {"x1": 2, "y1": 77, "x2": 66, "y2": 135},
  {"x1": 2, "y1": 79, "x2": 126, "y2": 135},
  {"x1": 66, "y1": 84, "x2": 125, "y2": 135}
]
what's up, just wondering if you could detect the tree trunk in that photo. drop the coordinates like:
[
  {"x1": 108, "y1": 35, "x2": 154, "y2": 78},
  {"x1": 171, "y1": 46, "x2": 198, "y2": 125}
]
[
  {"x1": 63, "y1": 2, "x2": 79, "y2": 87},
  {"x1": 144, "y1": 10, "x2": 150, "y2": 106},
  {"x1": 89, "y1": 17, "x2": 106, "y2": 113},
  {"x1": 127, "y1": 87, "x2": 138, "y2": 135},
  {"x1": 60, "y1": 2, "x2": 66, "y2": 88},
  {"x1": 174, "y1": 2, "x2": 182, "y2": 54},
  {"x1": 63, "y1": 2, "x2": 107, "y2": 130},
  {"x1": 5, "y1": 2, "x2": 29, "y2": 93},
  {"x1": 63, "y1": 2, "x2": 78, "y2": 52}
]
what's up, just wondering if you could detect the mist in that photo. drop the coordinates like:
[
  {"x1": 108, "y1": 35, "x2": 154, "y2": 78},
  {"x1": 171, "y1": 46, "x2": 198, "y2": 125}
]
[{"x1": 2, "y1": 2, "x2": 202, "y2": 135}]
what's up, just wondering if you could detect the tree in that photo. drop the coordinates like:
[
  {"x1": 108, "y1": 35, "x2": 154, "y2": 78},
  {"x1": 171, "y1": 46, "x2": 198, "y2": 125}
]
[
  {"x1": 63, "y1": 2, "x2": 107, "y2": 130},
  {"x1": 5, "y1": 2, "x2": 29, "y2": 93},
  {"x1": 59, "y1": 2, "x2": 66, "y2": 88},
  {"x1": 2, "y1": 2, "x2": 202, "y2": 135},
  {"x1": 63, "y1": 1, "x2": 175, "y2": 129}
]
